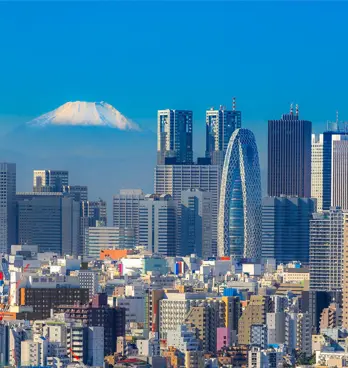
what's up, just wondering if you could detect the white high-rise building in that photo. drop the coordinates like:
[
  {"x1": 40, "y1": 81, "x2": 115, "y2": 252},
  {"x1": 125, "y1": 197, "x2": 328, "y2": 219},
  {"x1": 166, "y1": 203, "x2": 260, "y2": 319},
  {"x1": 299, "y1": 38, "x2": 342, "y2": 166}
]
[
  {"x1": 155, "y1": 164, "x2": 220, "y2": 255},
  {"x1": 113, "y1": 189, "x2": 144, "y2": 244},
  {"x1": 311, "y1": 134, "x2": 324, "y2": 212},
  {"x1": 0, "y1": 163, "x2": 16, "y2": 253},
  {"x1": 332, "y1": 135, "x2": 348, "y2": 210}
]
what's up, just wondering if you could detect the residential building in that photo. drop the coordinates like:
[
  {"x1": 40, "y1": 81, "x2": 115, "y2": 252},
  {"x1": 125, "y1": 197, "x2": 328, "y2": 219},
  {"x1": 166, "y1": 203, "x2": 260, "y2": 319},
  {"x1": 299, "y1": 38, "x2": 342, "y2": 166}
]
[
  {"x1": 218, "y1": 128, "x2": 262, "y2": 259},
  {"x1": 139, "y1": 194, "x2": 176, "y2": 256},
  {"x1": 250, "y1": 324, "x2": 268, "y2": 349},
  {"x1": 157, "y1": 109, "x2": 193, "y2": 165},
  {"x1": 16, "y1": 192, "x2": 80, "y2": 255},
  {"x1": 248, "y1": 346, "x2": 284, "y2": 368},
  {"x1": 310, "y1": 207, "x2": 346, "y2": 291},
  {"x1": 320, "y1": 302, "x2": 342, "y2": 331},
  {"x1": 268, "y1": 108, "x2": 312, "y2": 197},
  {"x1": 266, "y1": 312, "x2": 286, "y2": 345},
  {"x1": 33, "y1": 170, "x2": 69, "y2": 192},
  {"x1": 113, "y1": 189, "x2": 144, "y2": 244},
  {"x1": 155, "y1": 163, "x2": 220, "y2": 255},
  {"x1": 285, "y1": 312, "x2": 312, "y2": 356},
  {"x1": 78, "y1": 270, "x2": 98, "y2": 300},
  {"x1": 180, "y1": 189, "x2": 212, "y2": 258},
  {"x1": 0, "y1": 163, "x2": 16, "y2": 253},
  {"x1": 205, "y1": 101, "x2": 242, "y2": 167},
  {"x1": 262, "y1": 196, "x2": 316, "y2": 264},
  {"x1": 238, "y1": 296, "x2": 272, "y2": 345}
]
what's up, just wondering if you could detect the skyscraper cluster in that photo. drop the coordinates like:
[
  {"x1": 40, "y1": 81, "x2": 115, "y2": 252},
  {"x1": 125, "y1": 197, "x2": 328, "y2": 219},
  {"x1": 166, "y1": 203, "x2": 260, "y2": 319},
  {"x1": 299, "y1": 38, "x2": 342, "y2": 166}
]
[{"x1": 2, "y1": 101, "x2": 348, "y2": 367}]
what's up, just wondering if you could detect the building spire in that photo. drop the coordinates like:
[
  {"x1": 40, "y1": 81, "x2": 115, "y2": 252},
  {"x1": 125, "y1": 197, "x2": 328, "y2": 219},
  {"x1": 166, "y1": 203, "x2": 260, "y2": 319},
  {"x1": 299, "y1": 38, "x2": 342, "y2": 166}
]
[
  {"x1": 336, "y1": 110, "x2": 339, "y2": 125},
  {"x1": 232, "y1": 97, "x2": 236, "y2": 111}
]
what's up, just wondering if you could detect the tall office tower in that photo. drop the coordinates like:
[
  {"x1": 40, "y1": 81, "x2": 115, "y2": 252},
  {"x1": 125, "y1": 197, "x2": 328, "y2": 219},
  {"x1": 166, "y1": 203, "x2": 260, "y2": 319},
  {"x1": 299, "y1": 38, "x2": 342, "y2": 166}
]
[
  {"x1": 139, "y1": 194, "x2": 176, "y2": 256},
  {"x1": 310, "y1": 207, "x2": 346, "y2": 292},
  {"x1": 205, "y1": 99, "x2": 242, "y2": 167},
  {"x1": 311, "y1": 134, "x2": 324, "y2": 211},
  {"x1": 16, "y1": 192, "x2": 80, "y2": 255},
  {"x1": 155, "y1": 164, "x2": 220, "y2": 255},
  {"x1": 62, "y1": 185, "x2": 88, "y2": 202},
  {"x1": 332, "y1": 135, "x2": 348, "y2": 210},
  {"x1": 82, "y1": 199, "x2": 107, "y2": 226},
  {"x1": 157, "y1": 109, "x2": 193, "y2": 165},
  {"x1": 0, "y1": 163, "x2": 16, "y2": 253},
  {"x1": 262, "y1": 196, "x2": 316, "y2": 264},
  {"x1": 218, "y1": 128, "x2": 262, "y2": 259},
  {"x1": 33, "y1": 170, "x2": 69, "y2": 192},
  {"x1": 268, "y1": 106, "x2": 312, "y2": 197},
  {"x1": 113, "y1": 189, "x2": 144, "y2": 245},
  {"x1": 181, "y1": 189, "x2": 212, "y2": 259},
  {"x1": 312, "y1": 130, "x2": 348, "y2": 211},
  {"x1": 342, "y1": 214, "x2": 348, "y2": 328}
]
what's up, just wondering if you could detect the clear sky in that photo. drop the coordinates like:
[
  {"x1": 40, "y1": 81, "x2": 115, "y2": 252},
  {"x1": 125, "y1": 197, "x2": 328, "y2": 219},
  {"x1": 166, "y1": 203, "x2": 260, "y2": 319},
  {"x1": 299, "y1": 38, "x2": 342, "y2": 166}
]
[{"x1": 0, "y1": 1, "x2": 347, "y2": 199}]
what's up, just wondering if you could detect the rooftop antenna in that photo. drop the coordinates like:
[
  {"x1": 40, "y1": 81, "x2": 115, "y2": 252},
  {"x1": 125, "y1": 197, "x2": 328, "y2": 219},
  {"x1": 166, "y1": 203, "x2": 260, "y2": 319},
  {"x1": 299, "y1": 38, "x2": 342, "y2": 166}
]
[
  {"x1": 295, "y1": 104, "x2": 299, "y2": 116},
  {"x1": 232, "y1": 97, "x2": 236, "y2": 111},
  {"x1": 290, "y1": 103, "x2": 293, "y2": 115}
]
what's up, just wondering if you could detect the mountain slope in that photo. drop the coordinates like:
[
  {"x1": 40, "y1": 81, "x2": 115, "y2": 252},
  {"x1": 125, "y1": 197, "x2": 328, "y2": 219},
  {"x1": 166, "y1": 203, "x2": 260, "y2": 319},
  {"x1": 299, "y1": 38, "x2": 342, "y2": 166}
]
[{"x1": 27, "y1": 101, "x2": 140, "y2": 130}]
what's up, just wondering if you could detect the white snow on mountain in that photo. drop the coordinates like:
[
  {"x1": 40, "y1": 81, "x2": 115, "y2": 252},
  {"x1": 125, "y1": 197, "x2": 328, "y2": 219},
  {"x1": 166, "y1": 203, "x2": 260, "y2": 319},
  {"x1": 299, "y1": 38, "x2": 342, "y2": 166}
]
[{"x1": 27, "y1": 101, "x2": 140, "y2": 130}]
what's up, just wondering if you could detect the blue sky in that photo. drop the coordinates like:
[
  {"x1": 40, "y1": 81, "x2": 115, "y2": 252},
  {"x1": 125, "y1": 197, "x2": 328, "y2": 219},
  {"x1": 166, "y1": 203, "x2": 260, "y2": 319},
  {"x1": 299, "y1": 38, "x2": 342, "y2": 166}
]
[{"x1": 0, "y1": 1, "x2": 347, "y2": 198}]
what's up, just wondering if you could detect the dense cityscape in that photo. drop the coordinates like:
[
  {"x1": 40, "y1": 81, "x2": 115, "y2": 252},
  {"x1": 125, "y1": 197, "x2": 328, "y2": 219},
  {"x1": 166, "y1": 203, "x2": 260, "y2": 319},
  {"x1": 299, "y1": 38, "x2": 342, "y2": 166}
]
[{"x1": 0, "y1": 100, "x2": 346, "y2": 368}]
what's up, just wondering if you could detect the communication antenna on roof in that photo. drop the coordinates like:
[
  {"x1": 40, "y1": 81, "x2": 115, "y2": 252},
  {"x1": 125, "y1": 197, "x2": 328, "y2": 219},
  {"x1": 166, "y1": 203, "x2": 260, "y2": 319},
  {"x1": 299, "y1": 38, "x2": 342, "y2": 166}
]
[
  {"x1": 336, "y1": 110, "x2": 339, "y2": 124},
  {"x1": 295, "y1": 104, "x2": 299, "y2": 116},
  {"x1": 232, "y1": 97, "x2": 236, "y2": 111},
  {"x1": 290, "y1": 103, "x2": 293, "y2": 115}
]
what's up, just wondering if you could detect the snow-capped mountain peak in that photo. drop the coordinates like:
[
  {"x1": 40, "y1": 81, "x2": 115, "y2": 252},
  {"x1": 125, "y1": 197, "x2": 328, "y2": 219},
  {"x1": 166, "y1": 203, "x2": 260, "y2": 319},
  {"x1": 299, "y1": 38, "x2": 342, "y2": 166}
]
[{"x1": 27, "y1": 101, "x2": 140, "y2": 130}]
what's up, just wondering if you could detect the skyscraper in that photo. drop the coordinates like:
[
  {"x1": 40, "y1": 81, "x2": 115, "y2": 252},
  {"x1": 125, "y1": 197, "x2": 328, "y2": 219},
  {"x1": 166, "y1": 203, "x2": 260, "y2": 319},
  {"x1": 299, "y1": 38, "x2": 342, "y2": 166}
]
[
  {"x1": 205, "y1": 99, "x2": 242, "y2": 167},
  {"x1": 0, "y1": 163, "x2": 16, "y2": 253},
  {"x1": 311, "y1": 130, "x2": 348, "y2": 212},
  {"x1": 139, "y1": 194, "x2": 176, "y2": 256},
  {"x1": 268, "y1": 107, "x2": 312, "y2": 197},
  {"x1": 16, "y1": 192, "x2": 80, "y2": 255},
  {"x1": 332, "y1": 136, "x2": 348, "y2": 211},
  {"x1": 113, "y1": 189, "x2": 144, "y2": 245},
  {"x1": 218, "y1": 128, "x2": 262, "y2": 259},
  {"x1": 62, "y1": 185, "x2": 88, "y2": 202},
  {"x1": 33, "y1": 170, "x2": 69, "y2": 192},
  {"x1": 157, "y1": 110, "x2": 193, "y2": 165},
  {"x1": 155, "y1": 164, "x2": 220, "y2": 255},
  {"x1": 262, "y1": 196, "x2": 316, "y2": 264},
  {"x1": 181, "y1": 189, "x2": 212, "y2": 259},
  {"x1": 310, "y1": 207, "x2": 346, "y2": 292}
]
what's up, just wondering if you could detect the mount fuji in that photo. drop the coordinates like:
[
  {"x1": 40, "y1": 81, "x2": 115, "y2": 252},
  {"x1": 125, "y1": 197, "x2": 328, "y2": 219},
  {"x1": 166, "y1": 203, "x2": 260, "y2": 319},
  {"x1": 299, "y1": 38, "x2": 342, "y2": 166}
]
[{"x1": 27, "y1": 101, "x2": 140, "y2": 130}]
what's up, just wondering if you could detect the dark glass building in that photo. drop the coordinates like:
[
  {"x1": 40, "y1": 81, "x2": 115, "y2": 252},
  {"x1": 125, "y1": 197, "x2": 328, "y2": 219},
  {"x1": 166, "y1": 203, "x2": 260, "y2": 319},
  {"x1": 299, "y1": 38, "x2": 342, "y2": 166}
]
[
  {"x1": 268, "y1": 110, "x2": 312, "y2": 197},
  {"x1": 262, "y1": 196, "x2": 316, "y2": 264}
]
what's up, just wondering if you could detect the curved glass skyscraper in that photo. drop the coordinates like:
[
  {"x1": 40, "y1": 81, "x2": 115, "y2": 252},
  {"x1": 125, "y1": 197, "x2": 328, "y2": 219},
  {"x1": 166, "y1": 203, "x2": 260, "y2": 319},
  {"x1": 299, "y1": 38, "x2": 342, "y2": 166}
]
[{"x1": 218, "y1": 128, "x2": 262, "y2": 259}]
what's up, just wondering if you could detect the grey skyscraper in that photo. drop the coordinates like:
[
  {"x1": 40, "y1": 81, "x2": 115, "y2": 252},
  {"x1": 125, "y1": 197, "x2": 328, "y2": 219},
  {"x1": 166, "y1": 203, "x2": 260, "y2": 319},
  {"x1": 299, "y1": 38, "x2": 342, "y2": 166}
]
[
  {"x1": 262, "y1": 196, "x2": 316, "y2": 264},
  {"x1": 139, "y1": 194, "x2": 176, "y2": 256},
  {"x1": 155, "y1": 164, "x2": 220, "y2": 255},
  {"x1": 63, "y1": 185, "x2": 88, "y2": 202},
  {"x1": 218, "y1": 128, "x2": 262, "y2": 259},
  {"x1": 268, "y1": 107, "x2": 312, "y2": 197},
  {"x1": 311, "y1": 130, "x2": 348, "y2": 212},
  {"x1": 157, "y1": 110, "x2": 193, "y2": 165},
  {"x1": 310, "y1": 207, "x2": 346, "y2": 291},
  {"x1": 0, "y1": 163, "x2": 16, "y2": 253},
  {"x1": 16, "y1": 192, "x2": 80, "y2": 255},
  {"x1": 205, "y1": 100, "x2": 242, "y2": 167},
  {"x1": 113, "y1": 189, "x2": 144, "y2": 245},
  {"x1": 33, "y1": 170, "x2": 69, "y2": 192},
  {"x1": 181, "y1": 189, "x2": 212, "y2": 259}
]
